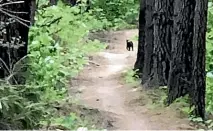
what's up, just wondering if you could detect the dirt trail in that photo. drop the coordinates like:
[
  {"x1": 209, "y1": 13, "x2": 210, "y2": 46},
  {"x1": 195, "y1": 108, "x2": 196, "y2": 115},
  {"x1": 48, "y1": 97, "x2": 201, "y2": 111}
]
[{"x1": 71, "y1": 29, "x2": 195, "y2": 130}]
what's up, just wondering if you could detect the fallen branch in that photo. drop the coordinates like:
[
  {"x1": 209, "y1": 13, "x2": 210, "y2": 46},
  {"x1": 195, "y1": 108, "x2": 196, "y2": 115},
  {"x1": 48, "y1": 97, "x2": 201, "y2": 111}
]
[
  {"x1": 88, "y1": 61, "x2": 100, "y2": 66},
  {"x1": 40, "y1": 16, "x2": 62, "y2": 27}
]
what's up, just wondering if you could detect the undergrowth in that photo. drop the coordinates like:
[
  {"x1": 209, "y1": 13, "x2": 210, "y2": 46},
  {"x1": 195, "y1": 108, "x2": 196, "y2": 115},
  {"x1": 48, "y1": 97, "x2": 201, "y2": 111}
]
[
  {"x1": 202, "y1": 2, "x2": 213, "y2": 129},
  {"x1": 206, "y1": 2, "x2": 213, "y2": 115},
  {"x1": 122, "y1": 69, "x2": 140, "y2": 87},
  {"x1": 28, "y1": 2, "x2": 107, "y2": 129},
  {"x1": 1, "y1": 0, "x2": 140, "y2": 129},
  {"x1": 0, "y1": 1, "x2": 105, "y2": 130}
]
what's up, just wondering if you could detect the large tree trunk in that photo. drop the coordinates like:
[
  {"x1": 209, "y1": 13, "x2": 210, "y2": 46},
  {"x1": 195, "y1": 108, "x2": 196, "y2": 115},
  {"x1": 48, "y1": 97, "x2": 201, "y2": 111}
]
[
  {"x1": 151, "y1": 0, "x2": 172, "y2": 86},
  {"x1": 135, "y1": 0, "x2": 207, "y2": 118},
  {"x1": 167, "y1": 0, "x2": 195, "y2": 104},
  {"x1": 135, "y1": 0, "x2": 171, "y2": 88},
  {"x1": 141, "y1": 0, "x2": 155, "y2": 87},
  {"x1": 0, "y1": 0, "x2": 33, "y2": 84},
  {"x1": 191, "y1": 0, "x2": 208, "y2": 118},
  {"x1": 134, "y1": 0, "x2": 146, "y2": 77}
]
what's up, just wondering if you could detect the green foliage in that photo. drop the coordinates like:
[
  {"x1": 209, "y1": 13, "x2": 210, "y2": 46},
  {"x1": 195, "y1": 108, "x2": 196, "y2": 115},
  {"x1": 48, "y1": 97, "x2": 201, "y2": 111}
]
[
  {"x1": 195, "y1": 2, "x2": 213, "y2": 129},
  {"x1": 206, "y1": 2, "x2": 213, "y2": 116},
  {"x1": 0, "y1": 83, "x2": 45, "y2": 129},
  {"x1": 122, "y1": 69, "x2": 140, "y2": 86},
  {"x1": 205, "y1": 119, "x2": 213, "y2": 129},
  {"x1": 189, "y1": 116, "x2": 204, "y2": 123},
  {"x1": 52, "y1": 113, "x2": 83, "y2": 129},
  {"x1": 28, "y1": 1, "x2": 105, "y2": 100},
  {"x1": 0, "y1": 1, "x2": 106, "y2": 129},
  {"x1": 91, "y1": 0, "x2": 139, "y2": 29},
  {"x1": 1, "y1": 0, "x2": 138, "y2": 129},
  {"x1": 131, "y1": 35, "x2": 138, "y2": 41},
  {"x1": 41, "y1": 112, "x2": 86, "y2": 130},
  {"x1": 206, "y1": 3, "x2": 213, "y2": 72},
  {"x1": 28, "y1": 2, "x2": 106, "y2": 128},
  {"x1": 206, "y1": 77, "x2": 213, "y2": 114},
  {"x1": 189, "y1": 116, "x2": 213, "y2": 129}
]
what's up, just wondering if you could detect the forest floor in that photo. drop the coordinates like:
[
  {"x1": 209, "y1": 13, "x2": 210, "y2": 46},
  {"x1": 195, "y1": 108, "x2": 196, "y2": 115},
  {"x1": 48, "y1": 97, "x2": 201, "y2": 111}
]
[{"x1": 69, "y1": 29, "x2": 196, "y2": 130}]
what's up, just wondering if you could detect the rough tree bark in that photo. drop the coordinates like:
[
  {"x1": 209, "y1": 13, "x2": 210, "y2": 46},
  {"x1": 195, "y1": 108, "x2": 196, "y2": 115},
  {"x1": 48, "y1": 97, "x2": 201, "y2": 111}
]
[
  {"x1": 0, "y1": 0, "x2": 33, "y2": 84},
  {"x1": 134, "y1": 0, "x2": 146, "y2": 77},
  {"x1": 151, "y1": 0, "x2": 172, "y2": 86},
  {"x1": 135, "y1": 0, "x2": 171, "y2": 87},
  {"x1": 141, "y1": 0, "x2": 155, "y2": 87},
  {"x1": 191, "y1": 0, "x2": 208, "y2": 118},
  {"x1": 167, "y1": 0, "x2": 195, "y2": 104},
  {"x1": 135, "y1": 0, "x2": 207, "y2": 118}
]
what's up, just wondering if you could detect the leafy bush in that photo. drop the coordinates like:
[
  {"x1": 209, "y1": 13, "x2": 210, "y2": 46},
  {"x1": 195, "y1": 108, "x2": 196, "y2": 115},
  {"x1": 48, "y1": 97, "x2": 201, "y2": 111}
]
[
  {"x1": 206, "y1": 2, "x2": 213, "y2": 115},
  {"x1": 0, "y1": 1, "x2": 106, "y2": 129},
  {"x1": 28, "y1": 2, "x2": 106, "y2": 128},
  {"x1": 122, "y1": 69, "x2": 140, "y2": 86},
  {"x1": 91, "y1": 0, "x2": 139, "y2": 29},
  {"x1": 0, "y1": 83, "x2": 45, "y2": 129}
]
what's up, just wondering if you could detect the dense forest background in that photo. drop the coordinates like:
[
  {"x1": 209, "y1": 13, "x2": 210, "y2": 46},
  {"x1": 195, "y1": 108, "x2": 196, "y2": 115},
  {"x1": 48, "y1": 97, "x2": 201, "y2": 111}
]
[{"x1": 0, "y1": 0, "x2": 213, "y2": 130}]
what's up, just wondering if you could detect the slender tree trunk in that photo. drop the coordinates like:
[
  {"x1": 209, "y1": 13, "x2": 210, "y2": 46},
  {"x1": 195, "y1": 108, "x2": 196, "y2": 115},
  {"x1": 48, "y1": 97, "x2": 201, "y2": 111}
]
[
  {"x1": 191, "y1": 0, "x2": 208, "y2": 118},
  {"x1": 0, "y1": 0, "x2": 33, "y2": 84},
  {"x1": 134, "y1": 0, "x2": 146, "y2": 77},
  {"x1": 167, "y1": 0, "x2": 195, "y2": 104},
  {"x1": 49, "y1": 0, "x2": 58, "y2": 5},
  {"x1": 85, "y1": 0, "x2": 90, "y2": 12},
  {"x1": 70, "y1": 0, "x2": 77, "y2": 6},
  {"x1": 30, "y1": 0, "x2": 36, "y2": 25},
  {"x1": 61, "y1": 0, "x2": 76, "y2": 6}
]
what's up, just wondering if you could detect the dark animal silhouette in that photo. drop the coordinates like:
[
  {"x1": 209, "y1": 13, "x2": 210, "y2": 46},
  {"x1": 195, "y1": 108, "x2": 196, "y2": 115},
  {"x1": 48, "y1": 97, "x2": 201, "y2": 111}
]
[{"x1": 126, "y1": 40, "x2": 134, "y2": 51}]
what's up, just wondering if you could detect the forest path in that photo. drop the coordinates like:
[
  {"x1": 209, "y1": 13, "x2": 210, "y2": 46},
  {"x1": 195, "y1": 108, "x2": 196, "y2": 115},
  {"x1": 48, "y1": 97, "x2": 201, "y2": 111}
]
[{"x1": 70, "y1": 29, "x2": 195, "y2": 130}]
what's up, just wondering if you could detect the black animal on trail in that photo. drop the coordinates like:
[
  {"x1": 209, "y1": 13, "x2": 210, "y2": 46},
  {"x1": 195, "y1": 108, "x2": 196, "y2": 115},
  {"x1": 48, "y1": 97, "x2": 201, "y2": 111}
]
[{"x1": 126, "y1": 40, "x2": 134, "y2": 51}]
